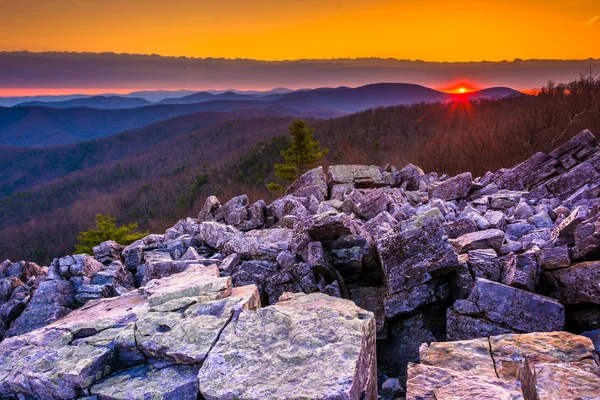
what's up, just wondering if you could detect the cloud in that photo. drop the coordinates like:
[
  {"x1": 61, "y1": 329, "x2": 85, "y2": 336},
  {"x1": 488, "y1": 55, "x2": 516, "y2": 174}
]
[
  {"x1": 585, "y1": 15, "x2": 599, "y2": 26},
  {"x1": 1, "y1": 52, "x2": 600, "y2": 93}
]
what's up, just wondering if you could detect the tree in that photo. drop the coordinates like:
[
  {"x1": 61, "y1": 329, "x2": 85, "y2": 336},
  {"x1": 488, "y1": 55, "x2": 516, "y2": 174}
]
[
  {"x1": 75, "y1": 214, "x2": 148, "y2": 254},
  {"x1": 273, "y1": 120, "x2": 328, "y2": 183}
]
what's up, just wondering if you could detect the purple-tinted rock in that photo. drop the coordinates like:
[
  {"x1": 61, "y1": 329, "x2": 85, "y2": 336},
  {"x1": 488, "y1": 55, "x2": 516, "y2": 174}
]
[{"x1": 428, "y1": 172, "x2": 472, "y2": 201}]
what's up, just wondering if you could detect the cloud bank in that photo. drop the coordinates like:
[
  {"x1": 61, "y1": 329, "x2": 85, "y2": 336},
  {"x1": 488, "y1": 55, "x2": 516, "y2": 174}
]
[{"x1": 1, "y1": 52, "x2": 599, "y2": 92}]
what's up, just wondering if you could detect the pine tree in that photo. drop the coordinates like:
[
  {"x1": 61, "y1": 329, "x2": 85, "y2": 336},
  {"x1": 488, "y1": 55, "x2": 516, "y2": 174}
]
[
  {"x1": 273, "y1": 119, "x2": 328, "y2": 183},
  {"x1": 75, "y1": 214, "x2": 148, "y2": 254}
]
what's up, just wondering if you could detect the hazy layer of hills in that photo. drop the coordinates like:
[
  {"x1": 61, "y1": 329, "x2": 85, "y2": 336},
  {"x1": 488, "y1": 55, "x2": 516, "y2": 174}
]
[{"x1": 0, "y1": 83, "x2": 521, "y2": 146}]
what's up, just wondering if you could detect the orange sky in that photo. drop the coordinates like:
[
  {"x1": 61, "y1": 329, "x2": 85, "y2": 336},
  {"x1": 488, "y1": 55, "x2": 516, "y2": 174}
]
[{"x1": 1, "y1": 0, "x2": 599, "y2": 62}]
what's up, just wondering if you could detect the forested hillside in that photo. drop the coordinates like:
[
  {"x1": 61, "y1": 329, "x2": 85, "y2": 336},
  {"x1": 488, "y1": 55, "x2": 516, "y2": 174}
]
[{"x1": 1, "y1": 76, "x2": 598, "y2": 263}]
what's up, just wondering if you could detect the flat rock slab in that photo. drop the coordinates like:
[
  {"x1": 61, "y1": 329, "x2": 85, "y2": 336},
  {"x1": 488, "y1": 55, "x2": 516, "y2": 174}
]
[
  {"x1": 543, "y1": 261, "x2": 600, "y2": 305},
  {"x1": 198, "y1": 292, "x2": 377, "y2": 400},
  {"x1": 448, "y1": 278, "x2": 564, "y2": 339},
  {"x1": 0, "y1": 265, "x2": 260, "y2": 400},
  {"x1": 410, "y1": 331, "x2": 599, "y2": 400},
  {"x1": 455, "y1": 229, "x2": 505, "y2": 253},
  {"x1": 90, "y1": 364, "x2": 200, "y2": 400},
  {"x1": 406, "y1": 363, "x2": 523, "y2": 400}
]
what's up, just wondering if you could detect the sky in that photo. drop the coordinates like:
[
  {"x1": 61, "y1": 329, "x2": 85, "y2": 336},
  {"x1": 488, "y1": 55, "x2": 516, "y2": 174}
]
[{"x1": 1, "y1": 0, "x2": 599, "y2": 61}]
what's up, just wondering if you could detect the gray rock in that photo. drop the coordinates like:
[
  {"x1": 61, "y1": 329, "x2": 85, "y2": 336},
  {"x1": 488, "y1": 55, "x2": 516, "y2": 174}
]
[
  {"x1": 222, "y1": 228, "x2": 293, "y2": 260},
  {"x1": 214, "y1": 194, "x2": 249, "y2": 226},
  {"x1": 501, "y1": 252, "x2": 538, "y2": 291},
  {"x1": 90, "y1": 364, "x2": 200, "y2": 400},
  {"x1": 543, "y1": 261, "x2": 600, "y2": 304},
  {"x1": 283, "y1": 166, "x2": 328, "y2": 201},
  {"x1": 198, "y1": 195, "x2": 221, "y2": 221},
  {"x1": 428, "y1": 172, "x2": 472, "y2": 201},
  {"x1": 328, "y1": 164, "x2": 385, "y2": 188},
  {"x1": 535, "y1": 245, "x2": 571, "y2": 269},
  {"x1": 467, "y1": 249, "x2": 502, "y2": 281},
  {"x1": 448, "y1": 278, "x2": 564, "y2": 340},
  {"x1": 93, "y1": 240, "x2": 124, "y2": 265},
  {"x1": 377, "y1": 228, "x2": 458, "y2": 296},
  {"x1": 197, "y1": 292, "x2": 377, "y2": 400},
  {"x1": 297, "y1": 210, "x2": 361, "y2": 241},
  {"x1": 455, "y1": 229, "x2": 505, "y2": 253},
  {"x1": 195, "y1": 222, "x2": 240, "y2": 249}
]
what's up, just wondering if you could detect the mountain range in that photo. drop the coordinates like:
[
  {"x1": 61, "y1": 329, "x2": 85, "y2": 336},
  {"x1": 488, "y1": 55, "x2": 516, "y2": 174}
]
[{"x1": 0, "y1": 83, "x2": 522, "y2": 146}]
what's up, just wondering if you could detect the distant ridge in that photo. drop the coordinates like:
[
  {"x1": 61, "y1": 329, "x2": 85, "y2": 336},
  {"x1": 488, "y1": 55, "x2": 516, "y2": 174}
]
[{"x1": 16, "y1": 96, "x2": 152, "y2": 109}]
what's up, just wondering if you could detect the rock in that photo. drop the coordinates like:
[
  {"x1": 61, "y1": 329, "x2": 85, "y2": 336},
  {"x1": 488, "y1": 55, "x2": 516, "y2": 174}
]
[
  {"x1": 90, "y1": 364, "x2": 200, "y2": 400},
  {"x1": 197, "y1": 292, "x2": 377, "y2": 400},
  {"x1": 447, "y1": 278, "x2": 564, "y2": 340},
  {"x1": 237, "y1": 200, "x2": 266, "y2": 231},
  {"x1": 0, "y1": 330, "x2": 116, "y2": 399},
  {"x1": 455, "y1": 229, "x2": 505, "y2": 253},
  {"x1": 218, "y1": 252, "x2": 241, "y2": 276},
  {"x1": 6, "y1": 279, "x2": 77, "y2": 337},
  {"x1": 351, "y1": 286, "x2": 386, "y2": 336},
  {"x1": 467, "y1": 249, "x2": 502, "y2": 281},
  {"x1": 268, "y1": 195, "x2": 310, "y2": 222},
  {"x1": 519, "y1": 359, "x2": 600, "y2": 400},
  {"x1": 214, "y1": 194, "x2": 249, "y2": 226},
  {"x1": 284, "y1": 166, "x2": 328, "y2": 201},
  {"x1": 377, "y1": 313, "x2": 437, "y2": 380},
  {"x1": 343, "y1": 189, "x2": 391, "y2": 220},
  {"x1": 327, "y1": 164, "x2": 385, "y2": 188},
  {"x1": 297, "y1": 210, "x2": 361, "y2": 241},
  {"x1": 198, "y1": 195, "x2": 221, "y2": 221},
  {"x1": 222, "y1": 228, "x2": 293, "y2": 260},
  {"x1": 361, "y1": 211, "x2": 397, "y2": 242},
  {"x1": 501, "y1": 252, "x2": 539, "y2": 291},
  {"x1": 93, "y1": 240, "x2": 124, "y2": 265},
  {"x1": 384, "y1": 279, "x2": 450, "y2": 318},
  {"x1": 484, "y1": 210, "x2": 507, "y2": 229},
  {"x1": 490, "y1": 331, "x2": 598, "y2": 380},
  {"x1": 380, "y1": 378, "x2": 403, "y2": 399},
  {"x1": 550, "y1": 205, "x2": 589, "y2": 242},
  {"x1": 195, "y1": 222, "x2": 240, "y2": 250},
  {"x1": 377, "y1": 228, "x2": 458, "y2": 296},
  {"x1": 406, "y1": 363, "x2": 523, "y2": 400},
  {"x1": 409, "y1": 331, "x2": 598, "y2": 400},
  {"x1": 398, "y1": 163, "x2": 424, "y2": 191},
  {"x1": 0, "y1": 265, "x2": 262, "y2": 400},
  {"x1": 542, "y1": 261, "x2": 600, "y2": 304},
  {"x1": 428, "y1": 172, "x2": 472, "y2": 201},
  {"x1": 535, "y1": 245, "x2": 571, "y2": 269},
  {"x1": 572, "y1": 212, "x2": 600, "y2": 259}
]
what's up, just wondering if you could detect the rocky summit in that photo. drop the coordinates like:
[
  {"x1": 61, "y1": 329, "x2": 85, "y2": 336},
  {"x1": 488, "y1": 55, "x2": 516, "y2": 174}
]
[{"x1": 1, "y1": 129, "x2": 600, "y2": 399}]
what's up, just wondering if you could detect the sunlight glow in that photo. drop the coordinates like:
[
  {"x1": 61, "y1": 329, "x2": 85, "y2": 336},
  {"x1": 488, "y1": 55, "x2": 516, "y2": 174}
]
[{"x1": 458, "y1": 87, "x2": 467, "y2": 93}]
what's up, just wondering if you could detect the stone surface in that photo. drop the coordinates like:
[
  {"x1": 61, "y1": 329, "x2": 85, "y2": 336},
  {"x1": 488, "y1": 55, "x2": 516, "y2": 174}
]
[
  {"x1": 455, "y1": 229, "x2": 505, "y2": 253},
  {"x1": 198, "y1": 292, "x2": 377, "y2": 400},
  {"x1": 447, "y1": 278, "x2": 564, "y2": 340},
  {"x1": 543, "y1": 261, "x2": 600, "y2": 304},
  {"x1": 409, "y1": 331, "x2": 599, "y2": 400},
  {"x1": 428, "y1": 172, "x2": 473, "y2": 201}
]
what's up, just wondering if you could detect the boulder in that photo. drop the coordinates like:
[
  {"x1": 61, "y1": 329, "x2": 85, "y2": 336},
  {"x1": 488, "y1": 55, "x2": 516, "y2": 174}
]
[
  {"x1": 297, "y1": 210, "x2": 361, "y2": 242},
  {"x1": 454, "y1": 229, "x2": 505, "y2": 253},
  {"x1": 197, "y1": 292, "x2": 377, "y2": 400},
  {"x1": 327, "y1": 164, "x2": 385, "y2": 188},
  {"x1": 93, "y1": 240, "x2": 124, "y2": 265},
  {"x1": 377, "y1": 228, "x2": 458, "y2": 296},
  {"x1": 214, "y1": 194, "x2": 249, "y2": 226},
  {"x1": 222, "y1": 228, "x2": 293, "y2": 260},
  {"x1": 198, "y1": 195, "x2": 221, "y2": 221},
  {"x1": 408, "y1": 331, "x2": 598, "y2": 400},
  {"x1": 283, "y1": 166, "x2": 328, "y2": 201},
  {"x1": 195, "y1": 222, "x2": 240, "y2": 249},
  {"x1": 446, "y1": 278, "x2": 564, "y2": 340},
  {"x1": 90, "y1": 364, "x2": 200, "y2": 400},
  {"x1": 542, "y1": 261, "x2": 600, "y2": 304},
  {"x1": 535, "y1": 245, "x2": 571, "y2": 269},
  {"x1": 428, "y1": 172, "x2": 472, "y2": 201}
]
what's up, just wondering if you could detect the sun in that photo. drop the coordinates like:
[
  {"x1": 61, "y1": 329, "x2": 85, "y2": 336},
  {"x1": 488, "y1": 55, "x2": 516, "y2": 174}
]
[{"x1": 458, "y1": 87, "x2": 467, "y2": 93}]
